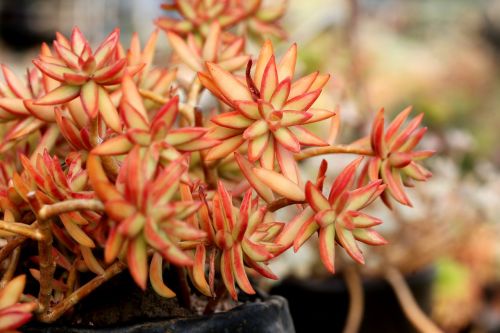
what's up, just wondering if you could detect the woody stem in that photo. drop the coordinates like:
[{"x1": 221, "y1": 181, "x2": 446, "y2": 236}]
[
  {"x1": 384, "y1": 266, "x2": 443, "y2": 333},
  {"x1": 0, "y1": 247, "x2": 20, "y2": 288},
  {"x1": 267, "y1": 198, "x2": 304, "y2": 212},
  {"x1": 0, "y1": 220, "x2": 44, "y2": 240},
  {"x1": 38, "y1": 260, "x2": 127, "y2": 323},
  {"x1": 0, "y1": 236, "x2": 27, "y2": 262},
  {"x1": 28, "y1": 193, "x2": 56, "y2": 315},
  {"x1": 39, "y1": 199, "x2": 104, "y2": 220},
  {"x1": 342, "y1": 265, "x2": 364, "y2": 333},
  {"x1": 295, "y1": 144, "x2": 374, "y2": 161}
]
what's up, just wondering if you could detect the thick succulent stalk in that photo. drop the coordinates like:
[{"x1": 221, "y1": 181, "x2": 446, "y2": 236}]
[
  {"x1": 295, "y1": 144, "x2": 374, "y2": 161},
  {"x1": 384, "y1": 267, "x2": 443, "y2": 333},
  {"x1": 182, "y1": 77, "x2": 202, "y2": 125},
  {"x1": 342, "y1": 265, "x2": 364, "y2": 333},
  {"x1": 267, "y1": 197, "x2": 304, "y2": 212},
  {"x1": 0, "y1": 247, "x2": 20, "y2": 288},
  {"x1": 28, "y1": 192, "x2": 56, "y2": 315},
  {"x1": 0, "y1": 236, "x2": 27, "y2": 262},
  {"x1": 39, "y1": 199, "x2": 104, "y2": 220},
  {"x1": 0, "y1": 221, "x2": 44, "y2": 240},
  {"x1": 38, "y1": 260, "x2": 127, "y2": 323}
]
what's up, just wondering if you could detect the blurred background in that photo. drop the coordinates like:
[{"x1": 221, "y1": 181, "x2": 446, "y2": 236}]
[{"x1": 1, "y1": 0, "x2": 499, "y2": 331}]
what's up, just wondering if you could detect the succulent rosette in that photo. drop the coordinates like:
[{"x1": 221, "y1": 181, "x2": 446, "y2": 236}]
[
  {"x1": 92, "y1": 75, "x2": 218, "y2": 159},
  {"x1": 276, "y1": 158, "x2": 387, "y2": 272},
  {"x1": 32, "y1": 27, "x2": 143, "y2": 132},
  {"x1": 10, "y1": 151, "x2": 99, "y2": 249},
  {"x1": 167, "y1": 21, "x2": 249, "y2": 73},
  {"x1": 88, "y1": 149, "x2": 205, "y2": 291},
  {"x1": 362, "y1": 107, "x2": 434, "y2": 207},
  {"x1": 192, "y1": 182, "x2": 284, "y2": 299},
  {"x1": 200, "y1": 40, "x2": 334, "y2": 184},
  {"x1": 156, "y1": 0, "x2": 246, "y2": 37},
  {"x1": 156, "y1": 0, "x2": 286, "y2": 40},
  {"x1": 245, "y1": 0, "x2": 287, "y2": 39},
  {"x1": 0, "y1": 65, "x2": 56, "y2": 150}
]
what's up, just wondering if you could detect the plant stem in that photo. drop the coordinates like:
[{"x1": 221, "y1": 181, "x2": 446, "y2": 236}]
[
  {"x1": 342, "y1": 265, "x2": 364, "y2": 333},
  {"x1": 0, "y1": 220, "x2": 44, "y2": 240},
  {"x1": 384, "y1": 266, "x2": 443, "y2": 333},
  {"x1": 0, "y1": 236, "x2": 27, "y2": 262},
  {"x1": 28, "y1": 192, "x2": 55, "y2": 315},
  {"x1": 39, "y1": 199, "x2": 104, "y2": 220},
  {"x1": 38, "y1": 260, "x2": 126, "y2": 323},
  {"x1": 65, "y1": 263, "x2": 78, "y2": 298},
  {"x1": 295, "y1": 144, "x2": 374, "y2": 161},
  {"x1": 267, "y1": 198, "x2": 304, "y2": 212},
  {"x1": 174, "y1": 266, "x2": 191, "y2": 310},
  {"x1": 0, "y1": 247, "x2": 20, "y2": 288},
  {"x1": 203, "y1": 282, "x2": 227, "y2": 315}
]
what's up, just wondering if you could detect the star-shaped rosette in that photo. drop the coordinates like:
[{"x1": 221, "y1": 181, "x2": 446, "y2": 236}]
[
  {"x1": 32, "y1": 27, "x2": 143, "y2": 132},
  {"x1": 91, "y1": 75, "x2": 218, "y2": 158},
  {"x1": 11, "y1": 151, "x2": 99, "y2": 247},
  {"x1": 201, "y1": 182, "x2": 284, "y2": 299},
  {"x1": 200, "y1": 41, "x2": 334, "y2": 183},
  {"x1": 246, "y1": 0, "x2": 287, "y2": 39},
  {"x1": 0, "y1": 65, "x2": 55, "y2": 150},
  {"x1": 363, "y1": 107, "x2": 434, "y2": 207},
  {"x1": 276, "y1": 158, "x2": 387, "y2": 273},
  {"x1": 156, "y1": 0, "x2": 246, "y2": 37},
  {"x1": 167, "y1": 21, "x2": 249, "y2": 73},
  {"x1": 88, "y1": 149, "x2": 205, "y2": 291}
]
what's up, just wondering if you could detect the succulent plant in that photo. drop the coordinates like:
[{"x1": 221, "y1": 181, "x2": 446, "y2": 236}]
[
  {"x1": 363, "y1": 107, "x2": 434, "y2": 207},
  {"x1": 201, "y1": 41, "x2": 334, "y2": 183},
  {"x1": 0, "y1": 0, "x2": 434, "y2": 330}
]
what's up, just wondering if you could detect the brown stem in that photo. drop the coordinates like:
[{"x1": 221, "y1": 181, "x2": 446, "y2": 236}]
[
  {"x1": 174, "y1": 266, "x2": 191, "y2": 310},
  {"x1": 180, "y1": 77, "x2": 201, "y2": 125},
  {"x1": 27, "y1": 192, "x2": 55, "y2": 315},
  {"x1": 342, "y1": 265, "x2": 364, "y2": 333},
  {"x1": 38, "y1": 260, "x2": 126, "y2": 323},
  {"x1": 0, "y1": 236, "x2": 27, "y2": 262},
  {"x1": 0, "y1": 220, "x2": 44, "y2": 240},
  {"x1": 267, "y1": 198, "x2": 304, "y2": 212},
  {"x1": 65, "y1": 262, "x2": 78, "y2": 298},
  {"x1": 203, "y1": 283, "x2": 227, "y2": 315},
  {"x1": 0, "y1": 247, "x2": 20, "y2": 288},
  {"x1": 39, "y1": 199, "x2": 104, "y2": 220},
  {"x1": 295, "y1": 145, "x2": 374, "y2": 161},
  {"x1": 384, "y1": 267, "x2": 443, "y2": 333}
]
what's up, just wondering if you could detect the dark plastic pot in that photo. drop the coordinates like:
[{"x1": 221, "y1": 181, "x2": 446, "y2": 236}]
[
  {"x1": 24, "y1": 295, "x2": 294, "y2": 333},
  {"x1": 23, "y1": 272, "x2": 295, "y2": 333},
  {"x1": 271, "y1": 266, "x2": 435, "y2": 333}
]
